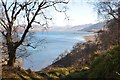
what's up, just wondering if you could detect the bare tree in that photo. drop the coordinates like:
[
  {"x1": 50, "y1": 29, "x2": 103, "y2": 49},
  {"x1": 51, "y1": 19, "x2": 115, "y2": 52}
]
[
  {"x1": 95, "y1": 0, "x2": 120, "y2": 21},
  {"x1": 94, "y1": 0, "x2": 120, "y2": 49},
  {"x1": 0, "y1": 0, "x2": 69, "y2": 66}
]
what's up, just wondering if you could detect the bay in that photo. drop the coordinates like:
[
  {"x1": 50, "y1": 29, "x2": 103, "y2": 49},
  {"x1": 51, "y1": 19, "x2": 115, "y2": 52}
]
[{"x1": 22, "y1": 31, "x2": 94, "y2": 71}]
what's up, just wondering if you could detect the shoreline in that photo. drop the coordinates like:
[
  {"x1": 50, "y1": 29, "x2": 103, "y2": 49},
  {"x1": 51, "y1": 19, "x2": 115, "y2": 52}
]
[{"x1": 83, "y1": 35, "x2": 96, "y2": 42}]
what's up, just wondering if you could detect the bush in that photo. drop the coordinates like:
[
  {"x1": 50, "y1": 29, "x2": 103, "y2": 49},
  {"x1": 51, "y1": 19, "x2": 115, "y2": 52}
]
[{"x1": 88, "y1": 45, "x2": 120, "y2": 78}]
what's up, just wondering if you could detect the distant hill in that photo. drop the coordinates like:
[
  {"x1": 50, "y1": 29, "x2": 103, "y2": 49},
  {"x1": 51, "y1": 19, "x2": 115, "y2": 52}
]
[
  {"x1": 1, "y1": 22, "x2": 104, "y2": 32},
  {"x1": 50, "y1": 22, "x2": 104, "y2": 32},
  {"x1": 12, "y1": 25, "x2": 45, "y2": 32},
  {"x1": 80, "y1": 22, "x2": 105, "y2": 32},
  {"x1": 49, "y1": 24, "x2": 92, "y2": 32},
  {"x1": 69, "y1": 24, "x2": 92, "y2": 31}
]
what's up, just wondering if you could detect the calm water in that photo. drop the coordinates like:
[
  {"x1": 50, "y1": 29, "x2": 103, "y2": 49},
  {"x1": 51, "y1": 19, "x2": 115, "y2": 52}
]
[{"x1": 22, "y1": 31, "x2": 94, "y2": 71}]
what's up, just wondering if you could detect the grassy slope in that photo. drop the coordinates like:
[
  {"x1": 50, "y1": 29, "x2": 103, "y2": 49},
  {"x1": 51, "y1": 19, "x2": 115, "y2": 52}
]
[
  {"x1": 2, "y1": 45, "x2": 120, "y2": 79},
  {"x1": 64, "y1": 45, "x2": 120, "y2": 79}
]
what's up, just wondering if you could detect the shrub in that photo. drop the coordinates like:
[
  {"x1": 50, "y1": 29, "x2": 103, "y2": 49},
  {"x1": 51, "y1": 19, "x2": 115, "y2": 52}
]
[{"x1": 88, "y1": 45, "x2": 120, "y2": 78}]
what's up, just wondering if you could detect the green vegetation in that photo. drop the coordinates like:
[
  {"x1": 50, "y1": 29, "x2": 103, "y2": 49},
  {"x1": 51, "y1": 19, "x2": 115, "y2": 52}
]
[
  {"x1": 63, "y1": 45, "x2": 120, "y2": 79},
  {"x1": 89, "y1": 45, "x2": 120, "y2": 78},
  {"x1": 2, "y1": 45, "x2": 120, "y2": 79}
]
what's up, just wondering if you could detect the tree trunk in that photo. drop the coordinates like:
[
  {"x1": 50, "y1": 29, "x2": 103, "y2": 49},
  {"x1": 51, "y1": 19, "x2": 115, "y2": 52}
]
[
  {"x1": 118, "y1": 7, "x2": 120, "y2": 45},
  {"x1": 7, "y1": 45, "x2": 16, "y2": 66},
  {"x1": 7, "y1": 52, "x2": 16, "y2": 66}
]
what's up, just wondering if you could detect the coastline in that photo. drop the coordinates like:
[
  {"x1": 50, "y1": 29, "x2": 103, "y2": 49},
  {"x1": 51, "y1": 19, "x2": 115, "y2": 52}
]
[{"x1": 83, "y1": 35, "x2": 96, "y2": 42}]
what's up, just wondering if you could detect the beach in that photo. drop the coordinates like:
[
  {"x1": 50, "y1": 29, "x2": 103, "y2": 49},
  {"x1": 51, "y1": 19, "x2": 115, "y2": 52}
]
[{"x1": 83, "y1": 35, "x2": 96, "y2": 42}]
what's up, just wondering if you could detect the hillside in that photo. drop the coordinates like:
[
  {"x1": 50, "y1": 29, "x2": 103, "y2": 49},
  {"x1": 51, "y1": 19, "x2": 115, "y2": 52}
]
[
  {"x1": 2, "y1": 45, "x2": 120, "y2": 79},
  {"x1": 48, "y1": 41, "x2": 98, "y2": 68},
  {"x1": 49, "y1": 24, "x2": 92, "y2": 32},
  {"x1": 43, "y1": 19, "x2": 120, "y2": 79},
  {"x1": 81, "y1": 22, "x2": 105, "y2": 32},
  {"x1": 50, "y1": 22, "x2": 104, "y2": 32},
  {"x1": 69, "y1": 24, "x2": 92, "y2": 31}
]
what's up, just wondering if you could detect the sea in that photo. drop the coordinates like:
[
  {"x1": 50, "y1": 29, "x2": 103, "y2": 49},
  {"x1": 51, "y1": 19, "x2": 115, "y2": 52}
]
[{"x1": 18, "y1": 31, "x2": 94, "y2": 71}]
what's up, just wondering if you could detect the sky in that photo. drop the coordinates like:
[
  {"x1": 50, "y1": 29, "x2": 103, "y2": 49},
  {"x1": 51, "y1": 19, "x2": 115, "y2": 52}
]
[
  {"x1": 51, "y1": 0, "x2": 98, "y2": 27},
  {"x1": 0, "y1": 0, "x2": 99, "y2": 28}
]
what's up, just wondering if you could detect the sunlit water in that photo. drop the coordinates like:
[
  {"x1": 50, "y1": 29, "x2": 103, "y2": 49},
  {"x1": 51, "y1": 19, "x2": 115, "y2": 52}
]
[{"x1": 21, "y1": 31, "x2": 94, "y2": 71}]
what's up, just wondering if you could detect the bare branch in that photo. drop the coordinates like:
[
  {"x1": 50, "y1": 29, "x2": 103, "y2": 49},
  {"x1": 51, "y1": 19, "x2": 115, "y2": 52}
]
[
  {"x1": 11, "y1": 1, "x2": 17, "y2": 21},
  {"x1": 0, "y1": 18, "x2": 8, "y2": 30},
  {"x1": 25, "y1": 6, "x2": 30, "y2": 24},
  {"x1": 30, "y1": 1, "x2": 46, "y2": 24},
  {"x1": 41, "y1": 10, "x2": 52, "y2": 20},
  {"x1": 53, "y1": 5, "x2": 66, "y2": 12},
  {"x1": 34, "y1": 21, "x2": 41, "y2": 24},
  {"x1": 41, "y1": 1, "x2": 62, "y2": 10},
  {"x1": 14, "y1": 2, "x2": 32, "y2": 20},
  {"x1": 0, "y1": 21, "x2": 7, "y2": 30},
  {"x1": 7, "y1": 3, "x2": 14, "y2": 11},
  {"x1": 107, "y1": 4, "x2": 118, "y2": 20},
  {"x1": 64, "y1": 12, "x2": 69, "y2": 20},
  {"x1": 1, "y1": 0, "x2": 10, "y2": 23},
  {"x1": 16, "y1": 1, "x2": 46, "y2": 47},
  {"x1": 22, "y1": 43, "x2": 36, "y2": 49},
  {"x1": 0, "y1": 31, "x2": 6, "y2": 37}
]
